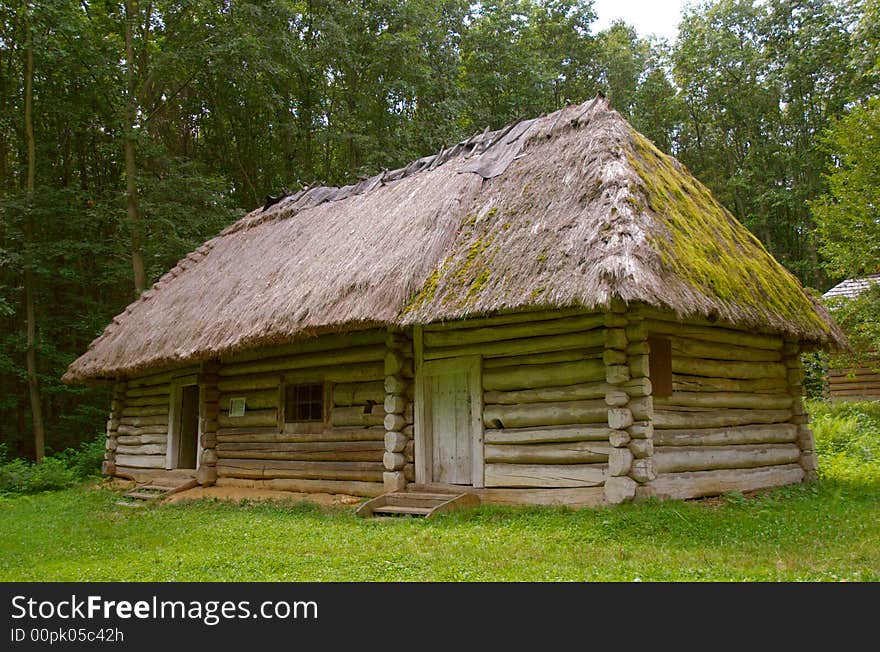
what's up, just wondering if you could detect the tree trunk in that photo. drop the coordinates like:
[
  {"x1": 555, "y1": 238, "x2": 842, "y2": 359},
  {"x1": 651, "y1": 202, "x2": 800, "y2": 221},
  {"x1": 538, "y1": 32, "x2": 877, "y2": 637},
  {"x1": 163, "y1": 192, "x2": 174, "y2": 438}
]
[
  {"x1": 23, "y1": 29, "x2": 45, "y2": 462},
  {"x1": 124, "y1": 0, "x2": 146, "y2": 294}
]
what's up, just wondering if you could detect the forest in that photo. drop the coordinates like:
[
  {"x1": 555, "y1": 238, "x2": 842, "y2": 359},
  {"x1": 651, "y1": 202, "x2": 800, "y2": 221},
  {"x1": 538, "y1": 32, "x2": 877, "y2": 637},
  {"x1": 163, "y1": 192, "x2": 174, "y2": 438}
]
[{"x1": 1, "y1": 0, "x2": 878, "y2": 461}]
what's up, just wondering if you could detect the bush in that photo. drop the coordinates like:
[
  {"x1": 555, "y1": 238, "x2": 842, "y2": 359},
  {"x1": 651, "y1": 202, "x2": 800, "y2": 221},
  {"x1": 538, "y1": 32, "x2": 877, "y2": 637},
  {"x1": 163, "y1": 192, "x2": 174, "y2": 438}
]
[
  {"x1": 0, "y1": 434, "x2": 105, "y2": 495},
  {"x1": 808, "y1": 400, "x2": 880, "y2": 482}
]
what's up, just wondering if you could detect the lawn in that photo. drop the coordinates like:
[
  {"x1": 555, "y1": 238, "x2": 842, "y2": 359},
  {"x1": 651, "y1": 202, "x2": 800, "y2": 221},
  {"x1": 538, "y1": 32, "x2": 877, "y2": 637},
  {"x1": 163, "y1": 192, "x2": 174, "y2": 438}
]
[{"x1": 1, "y1": 401, "x2": 878, "y2": 582}]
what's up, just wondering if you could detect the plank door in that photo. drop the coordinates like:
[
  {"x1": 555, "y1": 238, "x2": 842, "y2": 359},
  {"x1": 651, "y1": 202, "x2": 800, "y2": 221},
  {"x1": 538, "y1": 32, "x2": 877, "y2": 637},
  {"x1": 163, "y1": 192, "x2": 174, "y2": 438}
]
[{"x1": 421, "y1": 357, "x2": 483, "y2": 486}]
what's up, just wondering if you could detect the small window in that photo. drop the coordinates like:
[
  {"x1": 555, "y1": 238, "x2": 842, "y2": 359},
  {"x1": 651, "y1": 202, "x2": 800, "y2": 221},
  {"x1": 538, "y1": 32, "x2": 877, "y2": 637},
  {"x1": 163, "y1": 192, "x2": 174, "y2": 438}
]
[
  {"x1": 285, "y1": 383, "x2": 324, "y2": 423},
  {"x1": 648, "y1": 336, "x2": 672, "y2": 397}
]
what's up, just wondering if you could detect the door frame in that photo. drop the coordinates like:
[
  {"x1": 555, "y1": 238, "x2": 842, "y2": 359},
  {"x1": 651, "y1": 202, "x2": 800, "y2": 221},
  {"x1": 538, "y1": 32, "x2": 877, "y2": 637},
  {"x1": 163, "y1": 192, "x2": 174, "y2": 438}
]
[
  {"x1": 413, "y1": 341, "x2": 484, "y2": 488},
  {"x1": 166, "y1": 374, "x2": 201, "y2": 470}
]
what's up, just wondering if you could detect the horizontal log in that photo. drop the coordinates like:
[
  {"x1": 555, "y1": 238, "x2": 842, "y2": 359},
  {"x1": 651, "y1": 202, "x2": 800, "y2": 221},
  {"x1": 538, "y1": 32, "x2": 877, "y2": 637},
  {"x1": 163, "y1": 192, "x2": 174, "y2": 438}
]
[
  {"x1": 827, "y1": 380, "x2": 880, "y2": 390},
  {"x1": 332, "y1": 381, "x2": 385, "y2": 407},
  {"x1": 221, "y1": 328, "x2": 385, "y2": 364},
  {"x1": 485, "y1": 425, "x2": 611, "y2": 445},
  {"x1": 672, "y1": 375, "x2": 785, "y2": 394},
  {"x1": 672, "y1": 357, "x2": 786, "y2": 380},
  {"x1": 652, "y1": 423, "x2": 798, "y2": 447},
  {"x1": 483, "y1": 360, "x2": 605, "y2": 391},
  {"x1": 485, "y1": 442, "x2": 611, "y2": 464},
  {"x1": 330, "y1": 404, "x2": 385, "y2": 427},
  {"x1": 215, "y1": 477, "x2": 384, "y2": 497},
  {"x1": 475, "y1": 487, "x2": 606, "y2": 508},
  {"x1": 125, "y1": 385, "x2": 171, "y2": 398},
  {"x1": 118, "y1": 415, "x2": 169, "y2": 427},
  {"x1": 218, "y1": 409, "x2": 278, "y2": 428},
  {"x1": 123, "y1": 394, "x2": 171, "y2": 407},
  {"x1": 114, "y1": 454, "x2": 166, "y2": 469},
  {"x1": 127, "y1": 367, "x2": 197, "y2": 388},
  {"x1": 423, "y1": 307, "x2": 590, "y2": 331},
  {"x1": 120, "y1": 405, "x2": 169, "y2": 418},
  {"x1": 217, "y1": 374, "x2": 281, "y2": 392},
  {"x1": 424, "y1": 314, "x2": 604, "y2": 348},
  {"x1": 484, "y1": 463, "x2": 607, "y2": 488},
  {"x1": 827, "y1": 367, "x2": 880, "y2": 378},
  {"x1": 220, "y1": 344, "x2": 386, "y2": 376},
  {"x1": 115, "y1": 444, "x2": 166, "y2": 456},
  {"x1": 116, "y1": 424, "x2": 168, "y2": 436},
  {"x1": 653, "y1": 392, "x2": 793, "y2": 410},
  {"x1": 640, "y1": 464, "x2": 804, "y2": 500},
  {"x1": 217, "y1": 427, "x2": 385, "y2": 443},
  {"x1": 641, "y1": 319, "x2": 783, "y2": 350},
  {"x1": 671, "y1": 338, "x2": 782, "y2": 362},
  {"x1": 217, "y1": 449, "x2": 382, "y2": 462},
  {"x1": 484, "y1": 381, "x2": 609, "y2": 405},
  {"x1": 653, "y1": 409, "x2": 792, "y2": 429},
  {"x1": 424, "y1": 330, "x2": 602, "y2": 360},
  {"x1": 216, "y1": 459, "x2": 384, "y2": 482},
  {"x1": 830, "y1": 388, "x2": 880, "y2": 397},
  {"x1": 426, "y1": 331, "x2": 605, "y2": 361},
  {"x1": 218, "y1": 440, "x2": 383, "y2": 454},
  {"x1": 654, "y1": 444, "x2": 800, "y2": 473},
  {"x1": 829, "y1": 394, "x2": 880, "y2": 402},
  {"x1": 482, "y1": 348, "x2": 603, "y2": 369},
  {"x1": 220, "y1": 390, "x2": 278, "y2": 410},
  {"x1": 116, "y1": 434, "x2": 168, "y2": 445},
  {"x1": 483, "y1": 400, "x2": 608, "y2": 429}
]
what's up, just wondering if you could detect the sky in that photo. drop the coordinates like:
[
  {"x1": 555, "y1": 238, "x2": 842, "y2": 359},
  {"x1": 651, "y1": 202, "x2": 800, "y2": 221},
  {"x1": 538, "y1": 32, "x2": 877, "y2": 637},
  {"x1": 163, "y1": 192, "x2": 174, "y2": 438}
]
[{"x1": 592, "y1": 0, "x2": 689, "y2": 42}]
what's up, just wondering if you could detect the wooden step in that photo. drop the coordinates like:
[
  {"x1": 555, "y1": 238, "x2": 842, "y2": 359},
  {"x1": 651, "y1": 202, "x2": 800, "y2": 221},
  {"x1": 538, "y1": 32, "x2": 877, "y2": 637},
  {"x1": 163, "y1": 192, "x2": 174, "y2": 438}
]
[
  {"x1": 120, "y1": 478, "x2": 198, "y2": 503},
  {"x1": 372, "y1": 505, "x2": 432, "y2": 516},
  {"x1": 356, "y1": 490, "x2": 480, "y2": 519},
  {"x1": 385, "y1": 494, "x2": 450, "y2": 507}
]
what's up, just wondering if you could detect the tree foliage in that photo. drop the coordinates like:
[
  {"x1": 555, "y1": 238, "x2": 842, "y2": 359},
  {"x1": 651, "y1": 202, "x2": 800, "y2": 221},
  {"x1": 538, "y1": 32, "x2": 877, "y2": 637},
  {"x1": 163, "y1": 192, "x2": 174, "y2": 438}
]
[{"x1": 0, "y1": 0, "x2": 876, "y2": 458}]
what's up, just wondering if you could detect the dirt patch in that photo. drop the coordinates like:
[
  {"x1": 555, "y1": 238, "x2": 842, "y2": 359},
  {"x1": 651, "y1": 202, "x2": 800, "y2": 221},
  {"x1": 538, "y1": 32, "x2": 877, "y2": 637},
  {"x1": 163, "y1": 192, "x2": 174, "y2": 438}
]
[{"x1": 164, "y1": 485, "x2": 364, "y2": 507}]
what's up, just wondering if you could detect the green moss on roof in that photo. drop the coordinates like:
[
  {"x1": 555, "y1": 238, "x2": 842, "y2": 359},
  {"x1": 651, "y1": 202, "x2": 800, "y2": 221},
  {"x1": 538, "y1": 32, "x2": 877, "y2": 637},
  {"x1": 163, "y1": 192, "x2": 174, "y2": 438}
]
[{"x1": 627, "y1": 128, "x2": 833, "y2": 336}]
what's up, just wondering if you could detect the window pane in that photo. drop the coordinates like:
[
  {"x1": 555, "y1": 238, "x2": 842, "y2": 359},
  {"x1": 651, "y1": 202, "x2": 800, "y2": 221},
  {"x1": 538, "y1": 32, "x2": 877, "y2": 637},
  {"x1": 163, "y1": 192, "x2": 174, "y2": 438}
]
[{"x1": 286, "y1": 383, "x2": 324, "y2": 423}]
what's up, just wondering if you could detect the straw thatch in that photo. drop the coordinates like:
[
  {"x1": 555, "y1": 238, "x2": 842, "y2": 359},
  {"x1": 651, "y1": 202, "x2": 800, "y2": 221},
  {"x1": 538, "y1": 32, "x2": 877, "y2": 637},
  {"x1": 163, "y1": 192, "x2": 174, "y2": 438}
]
[{"x1": 64, "y1": 97, "x2": 845, "y2": 382}]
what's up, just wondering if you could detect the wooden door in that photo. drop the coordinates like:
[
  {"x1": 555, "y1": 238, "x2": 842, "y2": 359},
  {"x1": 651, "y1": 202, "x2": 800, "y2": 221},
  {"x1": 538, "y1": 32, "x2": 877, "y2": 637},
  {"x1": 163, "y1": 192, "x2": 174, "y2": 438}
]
[{"x1": 420, "y1": 357, "x2": 483, "y2": 486}]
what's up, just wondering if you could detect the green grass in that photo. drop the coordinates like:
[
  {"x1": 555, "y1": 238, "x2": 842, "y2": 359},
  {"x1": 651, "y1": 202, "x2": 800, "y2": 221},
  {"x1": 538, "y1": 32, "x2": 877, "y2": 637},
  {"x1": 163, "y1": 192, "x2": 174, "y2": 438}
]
[{"x1": 1, "y1": 402, "x2": 878, "y2": 582}]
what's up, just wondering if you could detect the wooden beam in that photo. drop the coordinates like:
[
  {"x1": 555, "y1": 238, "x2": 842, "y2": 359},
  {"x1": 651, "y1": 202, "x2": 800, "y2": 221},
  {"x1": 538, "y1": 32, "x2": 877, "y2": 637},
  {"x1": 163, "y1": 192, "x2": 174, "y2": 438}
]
[
  {"x1": 653, "y1": 409, "x2": 793, "y2": 429},
  {"x1": 653, "y1": 392, "x2": 793, "y2": 410},
  {"x1": 485, "y1": 425, "x2": 611, "y2": 444},
  {"x1": 484, "y1": 463, "x2": 607, "y2": 488},
  {"x1": 425, "y1": 331, "x2": 604, "y2": 361},
  {"x1": 484, "y1": 381, "x2": 609, "y2": 405},
  {"x1": 219, "y1": 344, "x2": 386, "y2": 376},
  {"x1": 483, "y1": 400, "x2": 608, "y2": 429},
  {"x1": 654, "y1": 443, "x2": 801, "y2": 473},
  {"x1": 652, "y1": 423, "x2": 798, "y2": 447},
  {"x1": 639, "y1": 464, "x2": 804, "y2": 500},
  {"x1": 423, "y1": 314, "x2": 604, "y2": 348},
  {"x1": 672, "y1": 357, "x2": 786, "y2": 380},
  {"x1": 483, "y1": 360, "x2": 605, "y2": 391},
  {"x1": 215, "y1": 476, "x2": 384, "y2": 497},
  {"x1": 485, "y1": 442, "x2": 611, "y2": 464}
]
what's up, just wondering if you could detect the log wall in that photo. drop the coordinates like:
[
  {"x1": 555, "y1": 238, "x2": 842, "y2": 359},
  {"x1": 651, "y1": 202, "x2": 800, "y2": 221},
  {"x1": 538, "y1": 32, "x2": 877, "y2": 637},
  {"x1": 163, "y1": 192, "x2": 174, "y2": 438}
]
[
  {"x1": 827, "y1": 362, "x2": 880, "y2": 402},
  {"x1": 637, "y1": 315, "x2": 805, "y2": 501},
  {"x1": 213, "y1": 328, "x2": 390, "y2": 496},
  {"x1": 424, "y1": 310, "x2": 610, "y2": 489},
  {"x1": 112, "y1": 366, "x2": 199, "y2": 472}
]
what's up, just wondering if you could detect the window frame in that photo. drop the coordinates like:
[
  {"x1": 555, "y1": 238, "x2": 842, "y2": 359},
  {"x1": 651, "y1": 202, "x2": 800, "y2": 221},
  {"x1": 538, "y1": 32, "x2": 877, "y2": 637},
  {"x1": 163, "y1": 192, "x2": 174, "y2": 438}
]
[{"x1": 278, "y1": 378, "x2": 330, "y2": 434}]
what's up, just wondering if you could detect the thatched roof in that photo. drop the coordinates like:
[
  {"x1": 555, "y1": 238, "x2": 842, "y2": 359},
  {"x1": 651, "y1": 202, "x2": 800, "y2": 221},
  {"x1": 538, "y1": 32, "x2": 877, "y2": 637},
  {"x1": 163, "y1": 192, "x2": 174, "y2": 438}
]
[
  {"x1": 65, "y1": 97, "x2": 845, "y2": 382},
  {"x1": 822, "y1": 274, "x2": 880, "y2": 300}
]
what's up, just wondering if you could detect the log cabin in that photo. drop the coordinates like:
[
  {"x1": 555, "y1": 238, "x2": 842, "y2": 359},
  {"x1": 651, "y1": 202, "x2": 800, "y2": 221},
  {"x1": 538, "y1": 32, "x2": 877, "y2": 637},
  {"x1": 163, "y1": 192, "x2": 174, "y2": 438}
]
[
  {"x1": 64, "y1": 97, "x2": 846, "y2": 508},
  {"x1": 822, "y1": 274, "x2": 880, "y2": 402}
]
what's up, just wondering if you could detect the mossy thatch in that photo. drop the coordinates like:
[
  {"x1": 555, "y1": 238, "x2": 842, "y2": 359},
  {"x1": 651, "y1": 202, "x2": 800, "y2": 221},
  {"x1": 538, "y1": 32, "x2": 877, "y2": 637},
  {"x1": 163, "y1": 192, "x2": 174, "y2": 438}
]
[{"x1": 65, "y1": 97, "x2": 844, "y2": 382}]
